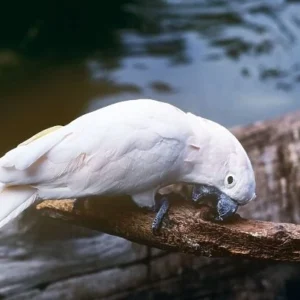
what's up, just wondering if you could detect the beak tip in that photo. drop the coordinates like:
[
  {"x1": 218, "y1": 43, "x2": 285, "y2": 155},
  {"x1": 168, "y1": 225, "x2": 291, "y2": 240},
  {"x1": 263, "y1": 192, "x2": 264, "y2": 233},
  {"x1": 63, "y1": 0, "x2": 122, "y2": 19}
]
[{"x1": 217, "y1": 195, "x2": 239, "y2": 219}]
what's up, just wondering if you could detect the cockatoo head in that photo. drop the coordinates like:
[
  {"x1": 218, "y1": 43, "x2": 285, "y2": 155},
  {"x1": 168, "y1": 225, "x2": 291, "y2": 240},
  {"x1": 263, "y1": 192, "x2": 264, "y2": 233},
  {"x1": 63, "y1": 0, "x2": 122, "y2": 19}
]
[{"x1": 184, "y1": 113, "x2": 256, "y2": 220}]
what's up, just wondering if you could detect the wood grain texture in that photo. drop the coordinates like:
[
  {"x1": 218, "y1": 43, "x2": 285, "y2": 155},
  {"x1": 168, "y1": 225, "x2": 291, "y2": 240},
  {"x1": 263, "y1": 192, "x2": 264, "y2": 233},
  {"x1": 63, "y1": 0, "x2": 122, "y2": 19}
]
[
  {"x1": 36, "y1": 194, "x2": 300, "y2": 262},
  {"x1": 232, "y1": 111, "x2": 300, "y2": 223}
]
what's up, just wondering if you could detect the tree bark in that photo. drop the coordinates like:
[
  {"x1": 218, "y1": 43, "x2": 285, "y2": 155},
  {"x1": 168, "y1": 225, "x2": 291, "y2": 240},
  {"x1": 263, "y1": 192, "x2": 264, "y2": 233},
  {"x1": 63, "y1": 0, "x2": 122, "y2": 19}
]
[
  {"x1": 231, "y1": 111, "x2": 300, "y2": 223},
  {"x1": 36, "y1": 195, "x2": 300, "y2": 262}
]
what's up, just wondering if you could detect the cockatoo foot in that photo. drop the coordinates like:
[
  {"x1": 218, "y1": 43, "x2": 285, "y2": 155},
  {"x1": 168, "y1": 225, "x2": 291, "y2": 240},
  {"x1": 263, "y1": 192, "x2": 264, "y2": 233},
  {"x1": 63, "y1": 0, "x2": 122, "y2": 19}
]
[{"x1": 151, "y1": 196, "x2": 170, "y2": 235}]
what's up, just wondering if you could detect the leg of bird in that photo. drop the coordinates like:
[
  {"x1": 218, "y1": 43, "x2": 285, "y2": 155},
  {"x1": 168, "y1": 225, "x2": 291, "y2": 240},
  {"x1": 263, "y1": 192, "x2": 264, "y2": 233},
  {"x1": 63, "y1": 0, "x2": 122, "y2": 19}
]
[
  {"x1": 132, "y1": 190, "x2": 172, "y2": 234},
  {"x1": 152, "y1": 194, "x2": 170, "y2": 235}
]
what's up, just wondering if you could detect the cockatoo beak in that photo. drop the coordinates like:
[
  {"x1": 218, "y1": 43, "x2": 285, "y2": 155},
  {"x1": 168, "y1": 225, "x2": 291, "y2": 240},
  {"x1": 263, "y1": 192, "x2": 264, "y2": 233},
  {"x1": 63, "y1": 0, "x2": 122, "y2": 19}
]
[
  {"x1": 191, "y1": 184, "x2": 239, "y2": 221},
  {"x1": 214, "y1": 193, "x2": 238, "y2": 221}
]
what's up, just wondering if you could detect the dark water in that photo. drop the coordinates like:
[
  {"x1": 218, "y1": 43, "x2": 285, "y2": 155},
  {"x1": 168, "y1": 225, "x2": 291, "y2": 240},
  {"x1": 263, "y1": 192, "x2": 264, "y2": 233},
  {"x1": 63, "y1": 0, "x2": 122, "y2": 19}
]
[{"x1": 1, "y1": 0, "x2": 300, "y2": 155}]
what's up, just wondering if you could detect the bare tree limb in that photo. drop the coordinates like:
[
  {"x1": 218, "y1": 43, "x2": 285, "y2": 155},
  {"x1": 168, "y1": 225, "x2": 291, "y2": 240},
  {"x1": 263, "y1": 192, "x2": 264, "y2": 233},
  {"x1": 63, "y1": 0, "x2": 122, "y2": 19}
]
[{"x1": 36, "y1": 195, "x2": 300, "y2": 262}]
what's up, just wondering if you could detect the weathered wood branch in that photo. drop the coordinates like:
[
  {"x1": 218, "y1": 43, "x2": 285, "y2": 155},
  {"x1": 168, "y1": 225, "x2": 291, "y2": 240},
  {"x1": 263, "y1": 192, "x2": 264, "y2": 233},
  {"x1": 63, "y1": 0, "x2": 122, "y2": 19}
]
[{"x1": 36, "y1": 194, "x2": 300, "y2": 262}]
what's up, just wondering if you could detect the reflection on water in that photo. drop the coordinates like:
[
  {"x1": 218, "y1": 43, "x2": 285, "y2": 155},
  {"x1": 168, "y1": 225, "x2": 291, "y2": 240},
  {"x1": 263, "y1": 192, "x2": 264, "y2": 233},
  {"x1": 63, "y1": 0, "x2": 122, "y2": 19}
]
[
  {"x1": 0, "y1": 0, "x2": 300, "y2": 235},
  {"x1": 86, "y1": 0, "x2": 300, "y2": 127}
]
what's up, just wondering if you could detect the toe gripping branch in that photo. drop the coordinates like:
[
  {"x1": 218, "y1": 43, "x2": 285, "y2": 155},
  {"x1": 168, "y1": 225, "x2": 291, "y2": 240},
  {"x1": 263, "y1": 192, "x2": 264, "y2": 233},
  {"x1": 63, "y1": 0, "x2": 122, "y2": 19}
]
[{"x1": 152, "y1": 194, "x2": 171, "y2": 235}]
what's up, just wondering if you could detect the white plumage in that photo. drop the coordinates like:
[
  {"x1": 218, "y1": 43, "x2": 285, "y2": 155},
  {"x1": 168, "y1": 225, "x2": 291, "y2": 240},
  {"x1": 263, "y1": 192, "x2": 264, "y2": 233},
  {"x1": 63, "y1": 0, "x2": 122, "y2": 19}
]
[{"x1": 0, "y1": 99, "x2": 256, "y2": 229}]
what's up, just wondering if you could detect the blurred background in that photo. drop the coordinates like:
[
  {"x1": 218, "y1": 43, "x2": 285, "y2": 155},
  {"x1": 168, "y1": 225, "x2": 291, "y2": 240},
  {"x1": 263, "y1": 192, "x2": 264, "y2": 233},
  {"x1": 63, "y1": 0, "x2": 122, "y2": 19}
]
[
  {"x1": 1, "y1": 0, "x2": 300, "y2": 152},
  {"x1": 0, "y1": 0, "x2": 300, "y2": 299}
]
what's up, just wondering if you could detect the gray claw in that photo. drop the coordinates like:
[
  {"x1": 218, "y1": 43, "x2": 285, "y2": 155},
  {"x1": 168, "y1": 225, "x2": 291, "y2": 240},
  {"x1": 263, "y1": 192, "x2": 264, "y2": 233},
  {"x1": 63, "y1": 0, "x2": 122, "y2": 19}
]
[{"x1": 152, "y1": 197, "x2": 170, "y2": 235}]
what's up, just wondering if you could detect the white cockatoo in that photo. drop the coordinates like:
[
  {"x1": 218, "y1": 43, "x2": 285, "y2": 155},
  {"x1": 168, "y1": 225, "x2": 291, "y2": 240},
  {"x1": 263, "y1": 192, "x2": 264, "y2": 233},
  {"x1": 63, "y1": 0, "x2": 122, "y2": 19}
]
[{"x1": 0, "y1": 99, "x2": 256, "y2": 232}]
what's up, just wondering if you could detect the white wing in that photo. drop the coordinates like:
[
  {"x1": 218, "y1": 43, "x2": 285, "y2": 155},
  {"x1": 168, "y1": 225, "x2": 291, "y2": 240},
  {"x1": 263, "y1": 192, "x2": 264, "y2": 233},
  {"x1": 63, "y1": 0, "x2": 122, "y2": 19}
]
[{"x1": 0, "y1": 99, "x2": 191, "y2": 200}]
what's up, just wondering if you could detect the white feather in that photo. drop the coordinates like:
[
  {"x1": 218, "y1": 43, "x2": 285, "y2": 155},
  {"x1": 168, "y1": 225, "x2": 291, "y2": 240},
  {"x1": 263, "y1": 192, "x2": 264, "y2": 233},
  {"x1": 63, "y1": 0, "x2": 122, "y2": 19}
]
[
  {"x1": 0, "y1": 186, "x2": 37, "y2": 229},
  {"x1": 0, "y1": 98, "x2": 256, "y2": 229},
  {"x1": 0, "y1": 100, "x2": 194, "y2": 228},
  {"x1": 0, "y1": 127, "x2": 71, "y2": 170}
]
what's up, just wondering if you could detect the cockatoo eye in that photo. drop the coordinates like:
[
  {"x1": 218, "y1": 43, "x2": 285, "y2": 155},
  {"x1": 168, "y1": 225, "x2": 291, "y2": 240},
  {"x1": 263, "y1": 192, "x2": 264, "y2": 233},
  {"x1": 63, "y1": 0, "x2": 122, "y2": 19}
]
[
  {"x1": 227, "y1": 176, "x2": 234, "y2": 184},
  {"x1": 225, "y1": 174, "x2": 236, "y2": 188}
]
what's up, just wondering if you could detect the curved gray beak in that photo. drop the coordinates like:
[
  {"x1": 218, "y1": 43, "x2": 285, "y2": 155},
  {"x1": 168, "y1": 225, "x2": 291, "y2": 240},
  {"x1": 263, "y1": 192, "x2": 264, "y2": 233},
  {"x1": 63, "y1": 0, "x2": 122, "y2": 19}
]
[
  {"x1": 215, "y1": 193, "x2": 238, "y2": 221},
  {"x1": 191, "y1": 184, "x2": 239, "y2": 221}
]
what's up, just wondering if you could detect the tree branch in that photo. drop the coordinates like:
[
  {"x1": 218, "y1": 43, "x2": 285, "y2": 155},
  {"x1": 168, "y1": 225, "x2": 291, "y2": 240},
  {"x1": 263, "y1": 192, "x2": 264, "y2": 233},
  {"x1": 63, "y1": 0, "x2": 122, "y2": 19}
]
[{"x1": 36, "y1": 195, "x2": 300, "y2": 262}]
